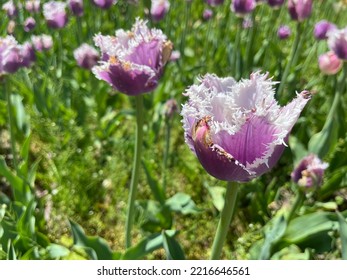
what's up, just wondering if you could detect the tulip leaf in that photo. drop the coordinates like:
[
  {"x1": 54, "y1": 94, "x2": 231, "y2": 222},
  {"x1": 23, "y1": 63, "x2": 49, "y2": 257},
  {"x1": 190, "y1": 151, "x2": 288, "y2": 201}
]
[
  {"x1": 0, "y1": 156, "x2": 24, "y2": 201},
  {"x1": 165, "y1": 193, "x2": 200, "y2": 215},
  {"x1": 289, "y1": 136, "x2": 307, "y2": 166},
  {"x1": 271, "y1": 245, "x2": 310, "y2": 260},
  {"x1": 17, "y1": 199, "x2": 37, "y2": 242},
  {"x1": 122, "y1": 230, "x2": 177, "y2": 260},
  {"x1": 319, "y1": 166, "x2": 347, "y2": 199},
  {"x1": 7, "y1": 240, "x2": 17, "y2": 260},
  {"x1": 308, "y1": 92, "x2": 341, "y2": 158},
  {"x1": 137, "y1": 200, "x2": 172, "y2": 233},
  {"x1": 308, "y1": 119, "x2": 338, "y2": 159},
  {"x1": 46, "y1": 244, "x2": 70, "y2": 259},
  {"x1": 337, "y1": 211, "x2": 347, "y2": 260},
  {"x1": 162, "y1": 231, "x2": 185, "y2": 260},
  {"x1": 280, "y1": 211, "x2": 347, "y2": 253},
  {"x1": 205, "y1": 185, "x2": 226, "y2": 212},
  {"x1": 258, "y1": 215, "x2": 287, "y2": 260},
  {"x1": 69, "y1": 220, "x2": 113, "y2": 260},
  {"x1": 10, "y1": 94, "x2": 30, "y2": 137}
]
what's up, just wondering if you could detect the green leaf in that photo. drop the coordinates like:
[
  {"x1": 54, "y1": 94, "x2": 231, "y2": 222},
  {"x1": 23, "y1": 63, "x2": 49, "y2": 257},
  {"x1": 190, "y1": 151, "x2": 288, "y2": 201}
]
[
  {"x1": 162, "y1": 231, "x2": 185, "y2": 260},
  {"x1": 46, "y1": 244, "x2": 70, "y2": 259},
  {"x1": 289, "y1": 136, "x2": 307, "y2": 166},
  {"x1": 165, "y1": 193, "x2": 200, "y2": 215},
  {"x1": 20, "y1": 134, "x2": 31, "y2": 164},
  {"x1": 17, "y1": 199, "x2": 37, "y2": 243},
  {"x1": 10, "y1": 94, "x2": 30, "y2": 137},
  {"x1": 271, "y1": 245, "x2": 310, "y2": 260},
  {"x1": 69, "y1": 220, "x2": 113, "y2": 260},
  {"x1": 259, "y1": 215, "x2": 287, "y2": 260},
  {"x1": 137, "y1": 200, "x2": 172, "y2": 233},
  {"x1": 0, "y1": 205, "x2": 6, "y2": 239},
  {"x1": 122, "y1": 230, "x2": 176, "y2": 260},
  {"x1": 281, "y1": 211, "x2": 347, "y2": 253},
  {"x1": 205, "y1": 185, "x2": 226, "y2": 212},
  {"x1": 7, "y1": 240, "x2": 17, "y2": 260},
  {"x1": 337, "y1": 211, "x2": 347, "y2": 260},
  {"x1": 0, "y1": 156, "x2": 23, "y2": 198},
  {"x1": 282, "y1": 212, "x2": 338, "y2": 244},
  {"x1": 319, "y1": 166, "x2": 347, "y2": 199},
  {"x1": 308, "y1": 92, "x2": 341, "y2": 158}
]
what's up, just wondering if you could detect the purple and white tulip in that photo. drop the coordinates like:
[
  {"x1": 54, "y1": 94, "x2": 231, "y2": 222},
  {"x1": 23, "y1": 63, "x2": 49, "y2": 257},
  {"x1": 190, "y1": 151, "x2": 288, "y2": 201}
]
[
  {"x1": 181, "y1": 72, "x2": 311, "y2": 182},
  {"x1": 25, "y1": 0, "x2": 41, "y2": 13},
  {"x1": 291, "y1": 154, "x2": 328, "y2": 189},
  {"x1": 43, "y1": 1, "x2": 68, "y2": 29},
  {"x1": 288, "y1": 0, "x2": 312, "y2": 22},
  {"x1": 21, "y1": 42, "x2": 36, "y2": 68},
  {"x1": 68, "y1": 0, "x2": 84, "y2": 17},
  {"x1": 150, "y1": 0, "x2": 170, "y2": 22},
  {"x1": 92, "y1": 18, "x2": 172, "y2": 96},
  {"x1": 318, "y1": 51, "x2": 342, "y2": 75},
  {"x1": 278, "y1": 25, "x2": 291, "y2": 40},
  {"x1": 74, "y1": 43, "x2": 99, "y2": 69},
  {"x1": 92, "y1": 0, "x2": 117, "y2": 9},
  {"x1": 203, "y1": 9, "x2": 213, "y2": 21},
  {"x1": 1, "y1": 36, "x2": 21, "y2": 75},
  {"x1": 24, "y1": 17, "x2": 36, "y2": 32},
  {"x1": 31, "y1": 34, "x2": 53, "y2": 52},
  {"x1": 2, "y1": 1, "x2": 17, "y2": 19},
  {"x1": 164, "y1": 98, "x2": 178, "y2": 119},
  {"x1": 314, "y1": 20, "x2": 336, "y2": 41},
  {"x1": 231, "y1": 0, "x2": 256, "y2": 16},
  {"x1": 328, "y1": 27, "x2": 347, "y2": 60}
]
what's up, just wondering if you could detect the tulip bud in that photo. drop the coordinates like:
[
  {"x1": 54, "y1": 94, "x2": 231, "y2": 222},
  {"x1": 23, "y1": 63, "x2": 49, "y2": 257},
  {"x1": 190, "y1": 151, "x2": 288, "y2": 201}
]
[
  {"x1": 318, "y1": 51, "x2": 342, "y2": 75},
  {"x1": 328, "y1": 28, "x2": 347, "y2": 60},
  {"x1": 24, "y1": 17, "x2": 36, "y2": 32},
  {"x1": 43, "y1": 1, "x2": 68, "y2": 29},
  {"x1": 68, "y1": 0, "x2": 84, "y2": 17},
  {"x1": 277, "y1": 25, "x2": 291, "y2": 40},
  {"x1": 231, "y1": 0, "x2": 256, "y2": 16},
  {"x1": 203, "y1": 9, "x2": 213, "y2": 21},
  {"x1": 74, "y1": 44, "x2": 99, "y2": 69},
  {"x1": 150, "y1": 0, "x2": 170, "y2": 22},
  {"x1": 314, "y1": 20, "x2": 336, "y2": 40},
  {"x1": 288, "y1": 0, "x2": 312, "y2": 22},
  {"x1": 291, "y1": 154, "x2": 328, "y2": 190}
]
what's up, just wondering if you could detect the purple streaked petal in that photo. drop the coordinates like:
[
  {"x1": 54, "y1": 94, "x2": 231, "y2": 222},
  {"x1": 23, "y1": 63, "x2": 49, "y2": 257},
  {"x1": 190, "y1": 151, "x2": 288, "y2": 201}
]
[
  {"x1": 192, "y1": 118, "x2": 252, "y2": 182},
  {"x1": 125, "y1": 40, "x2": 162, "y2": 70},
  {"x1": 93, "y1": 62, "x2": 157, "y2": 96},
  {"x1": 214, "y1": 115, "x2": 280, "y2": 166}
]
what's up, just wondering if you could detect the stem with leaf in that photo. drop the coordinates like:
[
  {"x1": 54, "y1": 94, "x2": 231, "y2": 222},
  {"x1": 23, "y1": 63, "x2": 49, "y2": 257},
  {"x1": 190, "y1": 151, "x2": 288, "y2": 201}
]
[
  {"x1": 210, "y1": 181, "x2": 239, "y2": 260},
  {"x1": 287, "y1": 189, "x2": 305, "y2": 222},
  {"x1": 125, "y1": 95, "x2": 144, "y2": 249}
]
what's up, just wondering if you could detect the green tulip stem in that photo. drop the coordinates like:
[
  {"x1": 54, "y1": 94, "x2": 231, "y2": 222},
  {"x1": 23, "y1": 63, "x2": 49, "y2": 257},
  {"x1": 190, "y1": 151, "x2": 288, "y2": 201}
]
[
  {"x1": 4, "y1": 79, "x2": 18, "y2": 172},
  {"x1": 287, "y1": 189, "x2": 305, "y2": 222},
  {"x1": 125, "y1": 94, "x2": 144, "y2": 249},
  {"x1": 162, "y1": 118, "x2": 171, "y2": 194},
  {"x1": 210, "y1": 181, "x2": 239, "y2": 260}
]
